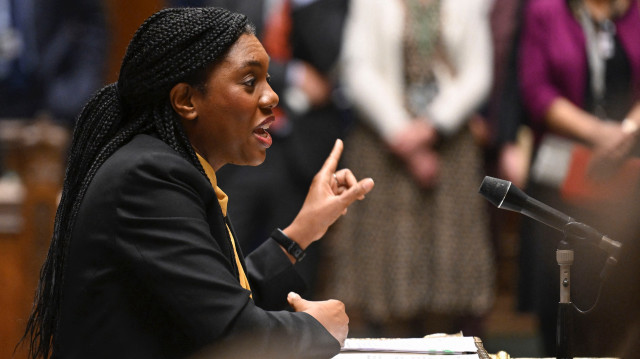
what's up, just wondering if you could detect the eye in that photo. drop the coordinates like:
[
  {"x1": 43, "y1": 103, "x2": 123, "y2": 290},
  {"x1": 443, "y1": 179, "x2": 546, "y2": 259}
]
[
  {"x1": 266, "y1": 74, "x2": 272, "y2": 84},
  {"x1": 243, "y1": 77, "x2": 256, "y2": 87}
]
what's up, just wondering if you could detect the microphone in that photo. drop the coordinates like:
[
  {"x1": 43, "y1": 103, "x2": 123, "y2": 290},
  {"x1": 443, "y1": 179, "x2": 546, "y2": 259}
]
[{"x1": 478, "y1": 176, "x2": 622, "y2": 261}]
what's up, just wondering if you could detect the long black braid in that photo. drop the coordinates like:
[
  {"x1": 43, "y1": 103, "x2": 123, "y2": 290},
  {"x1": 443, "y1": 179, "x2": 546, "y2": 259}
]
[{"x1": 21, "y1": 7, "x2": 254, "y2": 358}]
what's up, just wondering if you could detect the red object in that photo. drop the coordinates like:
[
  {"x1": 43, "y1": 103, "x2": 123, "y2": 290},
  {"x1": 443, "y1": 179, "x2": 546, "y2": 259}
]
[
  {"x1": 261, "y1": 0, "x2": 292, "y2": 133},
  {"x1": 262, "y1": 0, "x2": 292, "y2": 61},
  {"x1": 561, "y1": 145, "x2": 640, "y2": 207}
]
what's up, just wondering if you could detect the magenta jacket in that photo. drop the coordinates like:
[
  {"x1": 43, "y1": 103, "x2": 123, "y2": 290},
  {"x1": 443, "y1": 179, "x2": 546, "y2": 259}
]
[{"x1": 519, "y1": 0, "x2": 640, "y2": 132}]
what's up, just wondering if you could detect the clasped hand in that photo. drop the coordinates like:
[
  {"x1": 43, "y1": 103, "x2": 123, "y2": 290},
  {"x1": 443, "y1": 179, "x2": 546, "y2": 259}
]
[
  {"x1": 389, "y1": 119, "x2": 440, "y2": 188},
  {"x1": 588, "y1": 120, "x2": 639, "y2": 180}
]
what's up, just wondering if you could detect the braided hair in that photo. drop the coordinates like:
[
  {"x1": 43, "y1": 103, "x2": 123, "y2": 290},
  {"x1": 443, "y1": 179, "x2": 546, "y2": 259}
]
[{"x1": 22, "y1": 7, "x2": 254, "y2": 358}]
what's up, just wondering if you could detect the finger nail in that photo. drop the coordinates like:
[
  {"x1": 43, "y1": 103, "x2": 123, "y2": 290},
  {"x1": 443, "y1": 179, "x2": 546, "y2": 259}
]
[
  {"x1": 362, "y1": 178, "x2": 374, "y2": 192},
  {"x1": 288, "y1": 292, "x2": 300, "y2": 300}
]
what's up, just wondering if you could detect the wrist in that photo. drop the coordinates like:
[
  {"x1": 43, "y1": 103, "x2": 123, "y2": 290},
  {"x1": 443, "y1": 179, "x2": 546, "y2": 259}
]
[
  {"x1": 282, "y1": 224, "x2": 312, "y2": 249},
  {"x1": 579, "y1": 114, "x2": 605, "y2": 146},
  {"x1": 272, "y1": 228, "x2": 306, "y2": 262},
  {"x1": 388, "y1": 124, "x2": 419, "y2": 157}
]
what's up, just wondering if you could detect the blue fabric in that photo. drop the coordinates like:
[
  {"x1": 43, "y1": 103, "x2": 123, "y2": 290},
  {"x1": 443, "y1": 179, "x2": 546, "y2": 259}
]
[{"x1": 0, "y1": 0, "x2": 108, "y2": 125}]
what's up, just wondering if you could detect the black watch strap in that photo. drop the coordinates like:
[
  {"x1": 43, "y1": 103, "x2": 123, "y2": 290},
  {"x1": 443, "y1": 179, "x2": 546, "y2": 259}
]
[{"x1": 271, "y1": 228, "x2": 306, "y2": 262}]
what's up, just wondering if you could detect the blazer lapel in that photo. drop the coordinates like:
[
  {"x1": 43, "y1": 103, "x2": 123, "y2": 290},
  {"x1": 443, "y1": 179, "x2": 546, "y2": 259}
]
[
  {"x1": 225, "y1": 216, "x2": 249, "y2": 277},
  {"x1": 205, "y1": 194, "x2": 239, "y2": 280}
]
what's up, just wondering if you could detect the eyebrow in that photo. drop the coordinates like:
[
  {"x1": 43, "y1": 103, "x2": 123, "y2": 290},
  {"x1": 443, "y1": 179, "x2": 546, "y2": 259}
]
[
  {"x1": 240, "y1": 55, "x2": 270, "y2": 69},
  {"x1": 242, "y1": 59, "x2": 265, "y2": 69}
]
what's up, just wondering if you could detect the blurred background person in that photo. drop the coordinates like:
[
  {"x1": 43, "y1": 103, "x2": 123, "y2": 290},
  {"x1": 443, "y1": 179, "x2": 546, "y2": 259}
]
[
  {"x1": 170, "y1": 0, "x2": 351, "y2": 296},
  {"x1": 320, "y1": 0, "x2": 496, "y2": 338},
  {"x1": 517, "y1": 0, "x2": 640, "y2": 356},
  {"x1": 484, "y1": 0, "x2": 531, "y2": 190},
  {"x1": 0, "y1": 0, "x2": 107, "y2": 125},
  {"x1": 0, "y1": 0, "x2": 108, "y2": 177},
  {"x1": 478, "y1": 0, "x2": 530, "y2": 275}
]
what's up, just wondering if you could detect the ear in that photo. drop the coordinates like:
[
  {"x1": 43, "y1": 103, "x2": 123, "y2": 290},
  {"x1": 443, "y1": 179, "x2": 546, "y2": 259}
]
[{"x1": 170, "y1": 83, "x2": 198, "y2": 121}]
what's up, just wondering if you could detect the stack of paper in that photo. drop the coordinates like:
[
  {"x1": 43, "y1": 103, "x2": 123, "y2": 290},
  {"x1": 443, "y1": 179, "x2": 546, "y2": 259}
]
[{"x1": 333, "y1": 336, "x2": 481, "y2": 358}]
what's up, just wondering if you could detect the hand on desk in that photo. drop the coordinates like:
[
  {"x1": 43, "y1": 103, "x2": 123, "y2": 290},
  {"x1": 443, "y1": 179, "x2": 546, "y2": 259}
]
[{"x1": 288, "y1": 292, "x2": 348, "y2": 347}]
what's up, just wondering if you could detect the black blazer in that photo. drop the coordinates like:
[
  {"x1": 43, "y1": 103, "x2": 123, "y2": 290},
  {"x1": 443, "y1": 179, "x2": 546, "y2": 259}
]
[{"x1": 52, "y1": 134, "x2": 339, "y2": 358}]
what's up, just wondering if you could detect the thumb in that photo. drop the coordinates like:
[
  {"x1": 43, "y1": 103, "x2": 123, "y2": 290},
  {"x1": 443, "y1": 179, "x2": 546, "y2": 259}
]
[
  {"x1": 342, "y1": 177, "x2": 375, "y2": 202},
  {"x1": 287, "y1": 292, "x2": 307, "y2": 311}
]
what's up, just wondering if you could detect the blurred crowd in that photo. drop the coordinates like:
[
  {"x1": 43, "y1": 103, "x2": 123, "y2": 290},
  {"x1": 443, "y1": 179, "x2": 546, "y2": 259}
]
[{"x1": 2, "y1": 0, "x2": 640, "y2": 357}]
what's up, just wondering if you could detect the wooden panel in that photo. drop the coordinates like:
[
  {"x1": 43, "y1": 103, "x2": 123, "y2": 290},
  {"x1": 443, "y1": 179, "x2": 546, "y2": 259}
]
[
  {"x1": 0, "y1": 120, "x2": 68, "y2": 359},
  {"x1": 105, "y1": 0, "x2": 167, "y2": 83},
  {"x1": 0, "y1": 1, "x2": 166, "y2": 356}
]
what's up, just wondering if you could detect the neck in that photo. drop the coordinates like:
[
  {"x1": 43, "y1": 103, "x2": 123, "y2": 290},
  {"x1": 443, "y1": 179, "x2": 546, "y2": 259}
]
[{"x1": 193, "y1": 146, "x2": 223, "y2": 172}]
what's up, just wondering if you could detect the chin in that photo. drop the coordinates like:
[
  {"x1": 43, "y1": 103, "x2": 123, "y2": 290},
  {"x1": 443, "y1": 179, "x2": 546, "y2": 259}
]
[
  {"x1": 246, "y1": 152, "x2": 267, "y2": 167},
  {"x1": 248, "y1": 160, "x2": 265, "y2": 167},
  {"x1": 232, "y1": 145, "x2": 268, "y2": 167}
]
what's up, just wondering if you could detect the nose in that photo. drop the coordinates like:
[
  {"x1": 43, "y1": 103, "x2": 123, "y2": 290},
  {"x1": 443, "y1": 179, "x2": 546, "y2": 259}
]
[{"x1": 260, "y1": 85, "x2": 279, "y2": 110}]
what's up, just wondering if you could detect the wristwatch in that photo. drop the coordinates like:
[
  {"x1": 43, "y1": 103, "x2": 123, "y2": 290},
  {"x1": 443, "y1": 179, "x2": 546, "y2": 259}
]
[{"x1": 271, "y1": 228, "x2": 306, "y2": 262}]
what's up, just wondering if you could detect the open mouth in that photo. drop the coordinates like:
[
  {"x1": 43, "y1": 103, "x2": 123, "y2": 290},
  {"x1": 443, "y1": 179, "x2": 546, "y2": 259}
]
[
  {"x1": 253, "y1": 127, "x2": 269, "y2": 137},
  {"x1": 253, "y1": 118, "x2": 274, "y2": 148}
]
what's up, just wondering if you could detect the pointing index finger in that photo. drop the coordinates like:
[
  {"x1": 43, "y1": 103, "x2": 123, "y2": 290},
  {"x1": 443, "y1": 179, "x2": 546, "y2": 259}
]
[{"x1": 319, "y1": 139, "x2": 343, "y2": 176}]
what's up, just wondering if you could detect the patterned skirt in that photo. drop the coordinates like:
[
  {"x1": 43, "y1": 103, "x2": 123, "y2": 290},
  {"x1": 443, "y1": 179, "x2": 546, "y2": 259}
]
[{"x1": 320, "y1": 121, "x2": 495, "y2": 323}]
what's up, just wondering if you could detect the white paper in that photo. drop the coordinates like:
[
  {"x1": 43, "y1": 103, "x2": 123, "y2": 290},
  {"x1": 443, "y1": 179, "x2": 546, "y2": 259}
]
[
  {"x1": 339, "y1": 337, "x2": 478, "y2": 355},
  {"x1": 333, "y1": 353, "x2": 479, "y2": 359}
]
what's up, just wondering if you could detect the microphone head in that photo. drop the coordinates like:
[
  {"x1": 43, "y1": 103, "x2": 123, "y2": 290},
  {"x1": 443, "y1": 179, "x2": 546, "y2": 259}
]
[{"x1": 478, "y1": 176, "x2": 511, "y2": 208}]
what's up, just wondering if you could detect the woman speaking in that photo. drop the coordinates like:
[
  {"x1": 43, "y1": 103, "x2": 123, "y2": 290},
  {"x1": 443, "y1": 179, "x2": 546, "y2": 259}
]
[{"x1": 21, "y1": 7, "x2": 374, "y2": 359}]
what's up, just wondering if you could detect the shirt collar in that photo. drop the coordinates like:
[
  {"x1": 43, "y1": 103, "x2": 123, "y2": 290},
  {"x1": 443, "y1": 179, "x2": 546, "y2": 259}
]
[{"x1": 196, "y1": 153, "x2": 229, "y2": 216}]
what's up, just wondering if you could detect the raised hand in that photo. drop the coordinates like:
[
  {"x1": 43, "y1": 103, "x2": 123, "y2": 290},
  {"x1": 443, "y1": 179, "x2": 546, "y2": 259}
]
[{"x1": 283, "y1": 139, "x2": 374, "y2": 250}]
